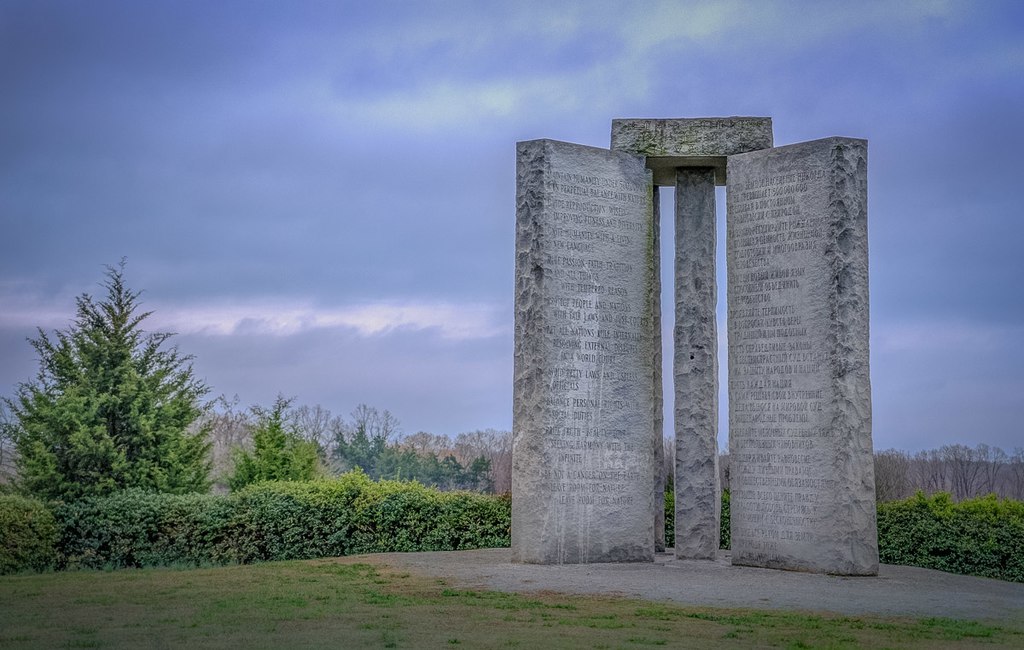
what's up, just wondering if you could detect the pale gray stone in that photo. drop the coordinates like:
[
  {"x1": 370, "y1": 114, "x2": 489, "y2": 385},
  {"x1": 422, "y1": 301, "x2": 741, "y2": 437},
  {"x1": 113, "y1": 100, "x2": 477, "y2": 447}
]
[
  {"x1": 673, "y1": 168, "x2": 720, "y2": 560},
  {"x1": 611, "y1": 117, "x2": 773, "y2": 186},
  {"x1": 726, "y1": 137, "x2": 878, "y2": 576},
  {"x1": 512, "y1": 138, "x2": 657, "y2": 564},
  {"x1": 611, "y1": 116, "x2": 772, "y2": 559},
  {"x1": 651, "y1": 186, "x2": 665, "y2": 553}
]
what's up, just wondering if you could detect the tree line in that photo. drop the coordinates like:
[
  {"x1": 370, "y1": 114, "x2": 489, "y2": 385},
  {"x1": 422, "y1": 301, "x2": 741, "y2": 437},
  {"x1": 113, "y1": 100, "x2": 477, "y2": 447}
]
[
  {"x1": 709, "y1": 444, "x2": 1024, "y2": 502},
  {"x1": 200, "y1": 396, "x2": 510, "y2": 493},
  {"x1": 0, "y1": 263, "x2": 1019, "y2": 505},
  {"x1": 871, "y1": 445, "x2": 1024, "y2": 502},
  {"x1": 0, "y1": 263, "x2": 511, "y2": 502}
]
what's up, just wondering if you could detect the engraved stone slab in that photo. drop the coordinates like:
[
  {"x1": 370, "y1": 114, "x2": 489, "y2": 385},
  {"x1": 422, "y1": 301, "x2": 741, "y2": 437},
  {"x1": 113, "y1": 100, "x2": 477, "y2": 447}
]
[
  {"x1": 726, "y1": 137, "x2": 878, "y2": 575},
  {"x1": 674, "y1": 168, "x2": 720, "y2": 559},
  {"x1": 611, "y1": 117, "x2": 773, "y2": 186},
  {"x1": 513, "y1": 139, "x2": 657, "y2": 564}
]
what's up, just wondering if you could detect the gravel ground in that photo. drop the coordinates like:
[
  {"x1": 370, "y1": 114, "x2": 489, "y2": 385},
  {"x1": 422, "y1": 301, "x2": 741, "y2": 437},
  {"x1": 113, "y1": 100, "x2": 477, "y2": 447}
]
[{"x1": 359, "y1": 548, "x2": 1024, "y2": 623}]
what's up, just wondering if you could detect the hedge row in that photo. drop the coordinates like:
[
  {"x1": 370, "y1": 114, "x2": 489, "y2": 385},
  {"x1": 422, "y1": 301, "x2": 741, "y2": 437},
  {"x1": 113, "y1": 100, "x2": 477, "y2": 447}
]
[
  {"x1": 3, "y1": 481, "x2": 1022, "y2": 583},
  {"x1": 876, "y1": 491, "x2": 1024, "y2": 583},
  {"x1": 663, "y1": 489, "x2": 1024, "y2": 583},
  {"x1": 3, "y1": 471, "x2": 510, "y2": 572},
  {"x1": 0, "y1": 495, "x2": 57, "y2": 574}
]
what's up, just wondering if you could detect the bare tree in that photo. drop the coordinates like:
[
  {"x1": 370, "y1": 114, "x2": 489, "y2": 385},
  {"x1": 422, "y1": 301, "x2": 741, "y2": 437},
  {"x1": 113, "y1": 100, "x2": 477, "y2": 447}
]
[
  {"x1": 323, "y1": 416, "x2": 353, "y2": 475},
  {"x1": 489, "y1": 430, "x2": 513, "y2": 494},
  {"x1": 196, "y1": 395, "x2": 253, "y2": 492},
  {"x1": 452, "y1": 430, "x2": 485, "y2": 462},
  {"x1": 290, "y1": 403, "x2": 338, "y2": 456},
  {"x1": 452, "y1": 429, "x2": 512, "y2": 493},
  {"x1": 400, "y1": 431, "x2": 451, "y2": 456},
  {"x1": 350, "y1": 404, "x2": 401, "y2": 442},
  {"x1": 975, "y1": 444, "x2": 1007, "y2": 496},
  {"x1": 874, "y1": 449, "x2": 912, "y2": 502},
  {"x1": 913, "y1": 448, "x2": 949, "y2": 495},
  {"x1": 662, "y1": 437, "x2": 674, "y2": 491},
  {"x1": 941, "y1": 444, "x2": 986, "y2": 500},
  {"x1": 0, "y1": 401, "x2": 19, "y2": 485},
  {"x1": 718, "y1": 450, "x2": 730, "y2": 493},
  {"x1": 1007, "y1": 448, "x2": 1024, "y2": 500}
]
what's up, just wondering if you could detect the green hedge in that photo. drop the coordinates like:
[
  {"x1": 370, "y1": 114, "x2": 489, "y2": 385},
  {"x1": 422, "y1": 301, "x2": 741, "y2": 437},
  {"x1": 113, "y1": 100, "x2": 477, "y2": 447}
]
[
  {"x1": 663, "y1": 490, "x2": 1022, "y2": 583},
  {"x1": 6, "y1": 477, "x2": 1023, "y2": 584},
  {"x1": 877, "y1": 492, "x2": 1024, "y2": 583},
  {"x1": 0, "y1": 494, "x2": 57, "y2": 574},
  {"x1": 53, "y1": 471, "x2": 510, "y2": 570}
]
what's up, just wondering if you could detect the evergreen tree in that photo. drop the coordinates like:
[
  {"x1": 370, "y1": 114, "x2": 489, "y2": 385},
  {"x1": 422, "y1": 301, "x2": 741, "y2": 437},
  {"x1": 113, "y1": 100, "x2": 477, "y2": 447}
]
[
  {"x1": 467, "y1": 456, "x2": 494, "y2": 493},
  {"x1": 7, "y1": 261, "x2": 211, "y2": 500},
  {"x1": 331, "y1": 411, "x2": 389, "y2": 476},
  {"x1": 438, "y1": 454, "x2": 465, "y2": 491},
  {"x1": 228, "y1": 396, "x2": 319, "y2": 490},
  {"x1": 327, "y1": 404, "x2": 496, "y2": 492}
]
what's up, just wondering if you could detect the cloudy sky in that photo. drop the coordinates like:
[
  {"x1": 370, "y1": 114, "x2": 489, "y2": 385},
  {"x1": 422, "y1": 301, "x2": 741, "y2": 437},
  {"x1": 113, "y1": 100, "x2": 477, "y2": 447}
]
[{"x1": 2, "y1": 1, "x2": 1022, "y2": 452}]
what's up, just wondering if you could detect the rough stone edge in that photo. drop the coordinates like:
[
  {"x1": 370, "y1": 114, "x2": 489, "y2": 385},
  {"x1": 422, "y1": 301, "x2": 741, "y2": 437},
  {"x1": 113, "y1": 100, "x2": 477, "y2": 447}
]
[
  {"x1": 512, "y1": 138, "x2": 659, "y2": 565},
  {"x1": 725, "y1": 137, "x2": 879, "y2": 576},
  {"x1": 511, "y1": 138, "x2": 551, "y2": 564},
  {"x1": 610, "y1": 117, "x2": 773, "y2": 157},
  {"x1": 652, "y1": 186, "x2": 665, "y2": 553},
  {"x1": 825, "y1": 137, "x2": 879, "y2": 576},
  {"x1": 673, "y1": 168, "x2": 720, "y2": 560}
]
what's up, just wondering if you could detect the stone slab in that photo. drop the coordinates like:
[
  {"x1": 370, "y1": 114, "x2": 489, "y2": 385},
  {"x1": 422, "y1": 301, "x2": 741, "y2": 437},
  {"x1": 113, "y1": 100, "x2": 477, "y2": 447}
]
[
  {"x1": 611, "y1": 117, "x2": 773, "y2": 186},
  {"x1": 674, "y1": 168, "x2": 720, "y2": 559},
  {"x1": 513, "y1": 138, "x2": 657, "y2": 564},
  {"x1": 651, "y1": 186, "x2": 665, "y2": 553},
  {"x1": 726, "y1": 137, "x2": 877, "y2": 575}
]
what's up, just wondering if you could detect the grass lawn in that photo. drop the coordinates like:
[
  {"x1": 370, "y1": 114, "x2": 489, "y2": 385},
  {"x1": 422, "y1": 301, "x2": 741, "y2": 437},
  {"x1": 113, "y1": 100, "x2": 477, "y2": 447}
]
[{"x1": 1, "y1": 558, "x2": 1021, "y2": 649}]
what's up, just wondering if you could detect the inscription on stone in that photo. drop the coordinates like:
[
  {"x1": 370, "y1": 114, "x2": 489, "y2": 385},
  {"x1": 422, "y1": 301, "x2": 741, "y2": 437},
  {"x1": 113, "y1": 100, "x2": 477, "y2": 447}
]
[
  {"x1": 727, "y1": 137, "x2": 878, "y2": 575},
  {"x1": 513, "y1": 139, "x2": 656, "y2": 564}
]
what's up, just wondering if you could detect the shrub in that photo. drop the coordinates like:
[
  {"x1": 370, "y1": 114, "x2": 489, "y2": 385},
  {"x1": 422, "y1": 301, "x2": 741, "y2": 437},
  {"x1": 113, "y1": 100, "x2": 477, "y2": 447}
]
[
  {"x1": 0, "y1": 494, "x2": 57, "y2": 574},
  {"x1": 54, "y1": 489, "x2": 236, "y2": 569},
  {"x1": 877, "y1": 492, "x2": 1024, "y2": 583},
  {"x1": 52, "y1": 471, "x2": 511, "y2": 570},
  {"x1": 31, "y1": 479, "x2": 1024, "y2": 585}
]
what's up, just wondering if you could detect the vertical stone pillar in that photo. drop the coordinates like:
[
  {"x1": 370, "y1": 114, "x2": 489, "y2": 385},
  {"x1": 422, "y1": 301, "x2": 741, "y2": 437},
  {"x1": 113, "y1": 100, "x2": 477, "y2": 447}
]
[
  {"x1": 674, "y1": 168, "x2": 721, "y2": 559},
  {"x1": 651, "y1": 186, "x2": 665, "y2": 553},
  {"x1": 727, "y1": 137, "x2": 878, "y2": 575},
  {"x1": 611, "y1": 117, "x2": 772, "y2": 558},
  {"x1": 512, "y1": 138, "x2": 657, "y2": 564}
]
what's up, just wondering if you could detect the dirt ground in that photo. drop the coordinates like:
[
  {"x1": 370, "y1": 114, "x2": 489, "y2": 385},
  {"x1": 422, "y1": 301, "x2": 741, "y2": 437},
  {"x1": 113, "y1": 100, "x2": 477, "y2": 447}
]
[{"x1": 360, "y1": 548, "x2": 1024, "y2": 623}]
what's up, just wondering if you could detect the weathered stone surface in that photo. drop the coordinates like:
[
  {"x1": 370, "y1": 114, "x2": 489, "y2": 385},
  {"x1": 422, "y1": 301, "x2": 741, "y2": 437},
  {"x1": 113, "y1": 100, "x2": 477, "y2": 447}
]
[
  {"x1": 674, "y1": 167, "x2": 721, "y2": 560},
  {"x1": 651, "y1": 186, "x2": 665, "y2": 553},
  {"x1": 611, "y1": 117, "x2": 773, "y2": 186},
  {"x1": 513, "y1": 138, "x2": 657, "y2": 564},
  {"x1": 726, "y1": 137, "x2": 878, "y2": 575}
]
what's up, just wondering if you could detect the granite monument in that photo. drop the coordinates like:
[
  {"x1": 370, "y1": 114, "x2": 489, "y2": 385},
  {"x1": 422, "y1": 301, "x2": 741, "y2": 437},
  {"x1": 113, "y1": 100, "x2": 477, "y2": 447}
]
[
  {"x1": 512, "y1": 119, "x2": 878, "y2": 575},
  {"x1": 512, "y1": 139, "x2": 658, "y2": 564}
]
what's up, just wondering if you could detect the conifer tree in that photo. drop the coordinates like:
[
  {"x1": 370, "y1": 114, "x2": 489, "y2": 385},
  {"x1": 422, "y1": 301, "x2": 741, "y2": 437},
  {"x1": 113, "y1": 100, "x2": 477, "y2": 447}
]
[
  {"x1": 228, "y1": 396, "x2": 319, "y2": 490},
  {"x1": 7, "y1": 261, "x2": 211, "y2": 500}
]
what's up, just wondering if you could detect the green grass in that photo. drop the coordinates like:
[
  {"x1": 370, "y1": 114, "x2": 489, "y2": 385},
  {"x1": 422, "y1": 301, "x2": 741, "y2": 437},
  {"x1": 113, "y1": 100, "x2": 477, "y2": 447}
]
[{"x1": 0, "y1": 558, "x2": 1021, "y2": 649}]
